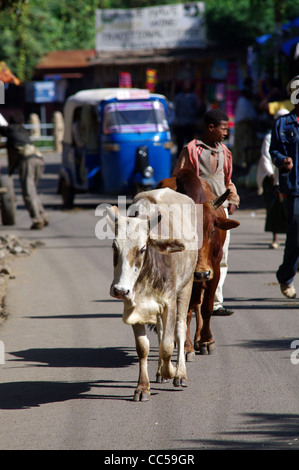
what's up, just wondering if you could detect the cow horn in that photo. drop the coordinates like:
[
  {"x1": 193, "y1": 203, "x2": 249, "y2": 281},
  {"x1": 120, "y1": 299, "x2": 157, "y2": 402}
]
[
  {"x1": 211, "y1": 189, "x2": 231, "y2": 210},
  {"x1": 106, "y1": 205, "x2": 119, "y2": 223},
  {"x1": 148, "y1": 212, "x2": 162, "y2": 230}
]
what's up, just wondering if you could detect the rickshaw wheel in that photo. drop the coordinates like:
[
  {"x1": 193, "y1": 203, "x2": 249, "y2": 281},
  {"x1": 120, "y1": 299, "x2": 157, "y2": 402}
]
[
  {"x1": 0, "y1": 175, "x2": 16, "y2": 225},
  {"x1": 61, "y1": 178, "x2": 75, "y2": 209}
]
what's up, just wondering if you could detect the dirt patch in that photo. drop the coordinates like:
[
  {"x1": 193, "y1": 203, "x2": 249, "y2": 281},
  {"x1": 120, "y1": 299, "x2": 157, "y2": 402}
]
[{"x1": 0, "y1": 234, "x2": 44, "y2": 325}]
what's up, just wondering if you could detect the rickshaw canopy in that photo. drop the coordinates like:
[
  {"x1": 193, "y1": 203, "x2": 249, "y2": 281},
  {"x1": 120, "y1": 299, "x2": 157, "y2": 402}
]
[{"x1": 63, "y1": 88, "x2": 166, "y2": 145}]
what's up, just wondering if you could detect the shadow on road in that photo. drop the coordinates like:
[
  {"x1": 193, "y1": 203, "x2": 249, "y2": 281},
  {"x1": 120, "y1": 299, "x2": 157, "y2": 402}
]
[
  {"x1": 0, "y1": 346, "x2": 141, "y2": 408},
  {"x1": 226, "y1": 337, "x2": 298, "y2": 351},
  {"x1": 8, "y1": 346, "x2": 137, "y2": 369},
  {"x1": 0, "y1": 380, "x2": 93, "y2": 409},
  {"x1": 0, "y1": 344, "x2": 179, "y2": 408},
  {"x1": 0, "y1": 376, "x2": 176, "y2": 409},
  {"x1": 179, "y1": 412, "x2": 299, "y2": 449}
]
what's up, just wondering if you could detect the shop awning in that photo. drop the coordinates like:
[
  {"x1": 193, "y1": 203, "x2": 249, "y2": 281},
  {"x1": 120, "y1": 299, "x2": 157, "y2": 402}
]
[
  {"x1": 255, "y1": 16, "x2": 299, "y2": 56},
  {"x1": 281, "y1": 36, "x2": 299, "y2": 56},
  {"x1": 36, "y1": 50, "x2": 95, "y2": 70}
]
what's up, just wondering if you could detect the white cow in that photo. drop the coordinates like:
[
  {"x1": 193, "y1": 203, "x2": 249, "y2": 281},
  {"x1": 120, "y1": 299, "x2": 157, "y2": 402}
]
[{"x1": 107, "y1": 188, "x2": 198, "y2": 401}]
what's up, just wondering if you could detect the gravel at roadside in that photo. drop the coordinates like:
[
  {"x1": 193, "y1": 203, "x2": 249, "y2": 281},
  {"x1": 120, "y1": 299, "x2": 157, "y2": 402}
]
[{"x1": 0, "y1": 234, "x2": 44, "y2": 325}]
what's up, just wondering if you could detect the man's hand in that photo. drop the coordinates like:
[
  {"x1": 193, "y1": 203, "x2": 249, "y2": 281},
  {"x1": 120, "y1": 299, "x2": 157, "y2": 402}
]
[
  {"x1": 283, "y1": 157, "x2": 293, "y2": 171},
  {"x1": 228, "y1": 203, "x2": 237, "y2": 215},
  {"x1": 274, "y1": 186, "x2": 284, "y2": 202}
]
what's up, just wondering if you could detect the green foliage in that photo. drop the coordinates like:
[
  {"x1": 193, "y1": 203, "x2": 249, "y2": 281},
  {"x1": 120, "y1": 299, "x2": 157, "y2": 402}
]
[
  {"x1": 0, "y1": 0, "x2": 298, "y2": 81},
  {"x1": 205, "y1": 0, "x2": 299, "y2": 47},
  {"x1": 0, "y1": 0, "x2": 99, "y2": 80}
]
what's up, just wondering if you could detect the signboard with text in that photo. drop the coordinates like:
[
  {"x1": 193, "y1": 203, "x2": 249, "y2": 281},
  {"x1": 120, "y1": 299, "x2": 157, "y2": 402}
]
[
  {"x1": 25, "y1": 81, "x2": 56, "y2": 103},
  {"x1": 96, "y1": 2, "x2": 206, "y2": 52}
]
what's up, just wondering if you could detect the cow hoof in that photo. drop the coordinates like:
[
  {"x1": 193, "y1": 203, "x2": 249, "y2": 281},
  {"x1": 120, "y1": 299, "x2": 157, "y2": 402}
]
[
  {"x1": 173, "y1": 377, "x2": 188, "y2": 387},
  {"x1": 195, "y1": 340, "x2": 215, "y2": 355},
  {"x1": 186, "y1": 351, "x2": 195, "y2": 362},
  {"x1": 207, "y1": 341, "x2": 216, "y2": 354},
  {"x1": 156, "y1": 375, "x2": 169, "y2": 384},
  {"x1": 133, "y1": 390, "x2": 150, "y2": 402},
  {"x1": 199, "y1": 343, "x2": 209, "y2": 355}
]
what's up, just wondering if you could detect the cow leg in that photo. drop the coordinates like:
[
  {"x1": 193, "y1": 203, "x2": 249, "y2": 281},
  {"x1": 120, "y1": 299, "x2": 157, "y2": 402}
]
[
  {"x1": 193, "y1": 303, "x2": 203, "y2": 346},
  {"x1": 173, "y1": 279, "x2": 194, "y2": 387},
  {"x1": 174, "y1": 314, "x2": 188, "y2": 387},
  {"x1": 156, "y1": 316, "x2": 169, "y2": 384},
  {"x1": 159, "y1": 306, "x2": 176, "y2": 382},
  {"x1": 194, "y1": 281, "x2": 217, "y2": 355},
  {"x1": 192, "y1": 288, "x2": 204, "y2": 350},
  {"x1": 185, "y1": 309, "x2": 195, "y2": 362},
  {"x1": 132, "y1": 323, "x2": 150, "y2": 402}
]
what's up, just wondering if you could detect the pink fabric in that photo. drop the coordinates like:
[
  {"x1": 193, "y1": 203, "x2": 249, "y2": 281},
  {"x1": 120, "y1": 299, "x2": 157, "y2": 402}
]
[{"x1": 185, "y1": 139, "x2": 233, "y2": 187}]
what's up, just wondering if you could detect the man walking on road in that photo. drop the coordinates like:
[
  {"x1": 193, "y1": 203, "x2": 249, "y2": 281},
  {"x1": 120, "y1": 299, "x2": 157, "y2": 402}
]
[
  {"x1": 270, "y1": 75, "x2": 299, "y2": 299},
  {"x1": 0, "y1": 111, "x2": 49, "y2": 229},
  {"x1": 173, "y1": 108, "x2": 240, "y2": 315}
]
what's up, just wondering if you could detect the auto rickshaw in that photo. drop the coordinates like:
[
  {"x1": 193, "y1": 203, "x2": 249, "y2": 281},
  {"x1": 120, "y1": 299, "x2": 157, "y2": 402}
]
[{"x1": 59, "y1": 88, "x2": 173, "y2": 206}]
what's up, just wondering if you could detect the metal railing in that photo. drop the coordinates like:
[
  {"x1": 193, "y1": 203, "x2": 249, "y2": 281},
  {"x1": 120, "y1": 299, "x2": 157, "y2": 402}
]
[
  {"x1": 25, "y1": 123, "x2": 55, "y2": 151},
  {"x1": 0, "y1": 123, "x2": 57, "y2": 153}
]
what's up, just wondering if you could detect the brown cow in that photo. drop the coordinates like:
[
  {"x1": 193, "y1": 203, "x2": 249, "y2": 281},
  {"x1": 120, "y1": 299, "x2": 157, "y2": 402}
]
[{"x1": 157, "y1": 169, "x2": 239, "y2": 359}]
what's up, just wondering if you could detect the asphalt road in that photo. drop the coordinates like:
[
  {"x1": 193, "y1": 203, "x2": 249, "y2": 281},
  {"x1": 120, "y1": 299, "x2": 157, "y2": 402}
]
[{"x1": 0, "y1": 152, "x2": 298, "y2": 451}]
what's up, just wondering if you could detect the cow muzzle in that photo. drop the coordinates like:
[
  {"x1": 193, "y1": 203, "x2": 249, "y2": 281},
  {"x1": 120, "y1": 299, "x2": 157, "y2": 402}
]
[
  {"x1": 111, "y1": 285, "x2": 131, "y2": 300},
  {"x1": 194, "y1": 270, "x2": 211, "y2": 281}
]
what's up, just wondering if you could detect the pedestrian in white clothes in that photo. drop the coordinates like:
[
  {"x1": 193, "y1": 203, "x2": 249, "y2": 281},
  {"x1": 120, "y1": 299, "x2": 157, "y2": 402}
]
[{"x1": 0, "y1": 113, "x2": 8, "y2": 126}]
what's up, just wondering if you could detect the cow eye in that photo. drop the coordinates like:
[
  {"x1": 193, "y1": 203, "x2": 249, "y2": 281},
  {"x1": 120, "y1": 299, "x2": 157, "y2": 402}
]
[
  {"x1": 210, "y1": 229, "x2": 215, "y2": 239},
  {"x1": 139, "y1": 245, "x2": 146, "y2": 254}
]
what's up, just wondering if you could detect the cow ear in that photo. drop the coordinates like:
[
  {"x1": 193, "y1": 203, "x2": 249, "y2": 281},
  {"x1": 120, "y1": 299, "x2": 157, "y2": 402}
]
[
  {"x1": 149, "y1": 238, "x2": 185, "y2": 253},
  {"x1": 215, "y1": 217, "x2": 240, "y2": 231}
]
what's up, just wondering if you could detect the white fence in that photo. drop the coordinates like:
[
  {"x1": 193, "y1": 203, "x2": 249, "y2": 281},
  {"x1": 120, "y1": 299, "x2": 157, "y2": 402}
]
[{"x1": 0, "y1": 116, "x2": 64, "y2": 154}]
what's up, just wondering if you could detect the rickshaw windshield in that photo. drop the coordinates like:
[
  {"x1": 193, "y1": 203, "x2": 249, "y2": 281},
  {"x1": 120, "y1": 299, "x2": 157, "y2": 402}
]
[{"x1": 103, "y1": 100, "x2": 169, "y2": 134}]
